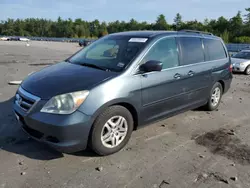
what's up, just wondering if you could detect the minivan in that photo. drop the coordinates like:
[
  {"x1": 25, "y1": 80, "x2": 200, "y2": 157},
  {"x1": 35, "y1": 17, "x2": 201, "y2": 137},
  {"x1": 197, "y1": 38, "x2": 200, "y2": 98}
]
[{"x1": 13, "y1": 30, "x2": 233, "y2": 156}]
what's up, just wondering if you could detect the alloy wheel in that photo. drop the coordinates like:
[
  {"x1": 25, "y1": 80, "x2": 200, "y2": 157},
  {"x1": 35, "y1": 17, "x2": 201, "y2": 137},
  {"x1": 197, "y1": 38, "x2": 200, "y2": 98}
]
[
  {"x1": 101, "y1": 116, "x2": 128, "y2": 148},
  {"x1": 211, "y1": 87, "x2": 221, "y2": 107}
]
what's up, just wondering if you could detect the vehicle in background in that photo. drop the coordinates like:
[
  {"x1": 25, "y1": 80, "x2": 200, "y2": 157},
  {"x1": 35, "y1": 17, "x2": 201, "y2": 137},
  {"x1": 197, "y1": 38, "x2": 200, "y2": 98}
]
[
  {"x1": 19, "y1": 37, "x2": 30, "y2": 42},
  {"x1": 79, "y1": 39, "x2": 92, "y2": 47},
  {"x1": 226, "y1": 43, "x2": 250, "y2": 53},
  {"x1": 242, "y1": 46, "x2": 250, "y2": 50},
  {"x1": 231, "y1": 50, "x2": 250, "y2": 75},
  {"x1": 7, "y1": 37, "x2": 20, "y2": 41},
  {"x1": 0, "y1": 36, "x2": 9, "y2": 41},
  {"x1": 7, "y1": 37, "x2": 30, "y2": 41},
  {"x1": 13, "y1": 30, "x2": 232, "y2": 156}
]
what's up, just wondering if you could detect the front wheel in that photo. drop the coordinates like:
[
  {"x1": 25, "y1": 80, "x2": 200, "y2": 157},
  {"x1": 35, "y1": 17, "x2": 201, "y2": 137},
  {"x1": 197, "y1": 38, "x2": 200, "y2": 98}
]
[
  {"x1": 90, "y1": 106, "x2": 134, "y2": 156},
  {"x1": 204, "y1": 82, "x2": 223, "y2": 111},
  {"x1": 244, "y1": 65, "x2": 250, "y2": 75}
]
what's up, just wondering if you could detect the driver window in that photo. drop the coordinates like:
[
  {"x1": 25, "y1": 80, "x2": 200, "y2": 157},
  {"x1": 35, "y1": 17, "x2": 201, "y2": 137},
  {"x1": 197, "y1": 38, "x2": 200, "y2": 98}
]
[
  {"x1": 141, "y1": 37, "x2": 179, "y2": 69},
  {"x1": 86, "y1": 41, "x2": 119, "y2": 60}
]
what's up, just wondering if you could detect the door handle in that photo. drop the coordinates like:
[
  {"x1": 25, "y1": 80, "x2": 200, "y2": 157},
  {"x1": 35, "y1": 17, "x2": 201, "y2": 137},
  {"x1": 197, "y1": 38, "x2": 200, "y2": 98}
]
[
  {"x1": 174, "y1": 73, "x2": 181, "y2": 79},
  {"x1": 188, "y1": 71, "x2": 195, "y2": 76}
]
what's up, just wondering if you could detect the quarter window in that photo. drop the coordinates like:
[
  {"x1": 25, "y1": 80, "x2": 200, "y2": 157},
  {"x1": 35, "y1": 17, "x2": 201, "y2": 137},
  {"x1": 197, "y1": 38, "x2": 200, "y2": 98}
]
[
  {"x1": 179, "y1": 37, "x2": 205, "y2": 65},
  {"x1": 203, "y1": 39, "x2": 227, "y2": 61},
  {"x1": 141, "y1": 37, "x2": 179, "y2": 69}
]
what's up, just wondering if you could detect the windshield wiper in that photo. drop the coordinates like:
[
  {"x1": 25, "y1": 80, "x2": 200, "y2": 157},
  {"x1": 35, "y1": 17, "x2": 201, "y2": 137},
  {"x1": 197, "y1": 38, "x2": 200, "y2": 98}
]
[
  {"x1": 65, "y1": 59, "x2": 72, "y2": 63},
  {"x1": 66, "y1": 60, "x2": 114, "y2": 72},
  {"x1": 79, "y1": 62, "x2": 108, "y2": 71}
]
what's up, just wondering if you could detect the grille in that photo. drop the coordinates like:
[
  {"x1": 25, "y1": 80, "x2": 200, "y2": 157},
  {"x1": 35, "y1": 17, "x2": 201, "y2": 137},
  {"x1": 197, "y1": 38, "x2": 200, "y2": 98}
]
[{"x1": 15, "y1": 87, "x2": 40, "y2": 113}]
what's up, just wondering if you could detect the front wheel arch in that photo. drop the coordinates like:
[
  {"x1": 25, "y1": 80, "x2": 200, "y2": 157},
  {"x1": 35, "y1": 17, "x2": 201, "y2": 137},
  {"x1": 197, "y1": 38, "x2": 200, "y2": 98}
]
[
  {"x1": 244, "y1": 65, "x2": 250, "y2": 75},
  {"x1": 90, "y1": 100, "x2": 139, "y2": 130}
]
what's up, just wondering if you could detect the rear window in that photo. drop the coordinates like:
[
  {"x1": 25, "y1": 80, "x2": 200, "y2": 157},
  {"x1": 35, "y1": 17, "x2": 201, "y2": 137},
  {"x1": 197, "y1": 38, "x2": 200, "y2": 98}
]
[
  {"x1": 203, "y1": 39, "x2": 227, "y2": 61},
  {"x1": 179, "y1": 37, "x2": 205, "y2": 65}
]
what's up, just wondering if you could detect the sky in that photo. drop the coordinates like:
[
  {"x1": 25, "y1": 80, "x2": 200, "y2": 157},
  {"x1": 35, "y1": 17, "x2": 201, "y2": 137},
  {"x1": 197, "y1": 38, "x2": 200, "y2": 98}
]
[{"x1": 0, "y1": 0, "x2": 249, "y2": 23}]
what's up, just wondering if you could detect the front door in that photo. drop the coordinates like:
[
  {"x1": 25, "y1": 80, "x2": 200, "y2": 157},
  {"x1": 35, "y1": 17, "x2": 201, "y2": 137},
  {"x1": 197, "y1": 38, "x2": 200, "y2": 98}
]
[{"x1": 139, "y1": 37, "x2": 191, "y2": 124}]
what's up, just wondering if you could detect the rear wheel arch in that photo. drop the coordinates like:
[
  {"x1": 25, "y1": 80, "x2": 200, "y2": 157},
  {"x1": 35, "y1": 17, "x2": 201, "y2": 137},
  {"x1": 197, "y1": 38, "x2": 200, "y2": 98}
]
[{"x1": 218, "y1": 80, "x2": 225, "y2": 93}]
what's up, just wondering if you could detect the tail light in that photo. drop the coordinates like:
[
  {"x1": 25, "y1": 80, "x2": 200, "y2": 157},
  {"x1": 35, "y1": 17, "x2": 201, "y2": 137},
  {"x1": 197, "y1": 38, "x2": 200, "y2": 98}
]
[{"x1": 229, "y1": 64, "x2": 233, "y2": 72}]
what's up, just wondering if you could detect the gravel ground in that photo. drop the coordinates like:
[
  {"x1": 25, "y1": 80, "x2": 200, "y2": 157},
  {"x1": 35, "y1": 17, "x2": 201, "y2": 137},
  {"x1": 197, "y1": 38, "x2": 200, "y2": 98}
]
[{"x1": 1, "y1": 41, "x2": 250, "y2": 188}]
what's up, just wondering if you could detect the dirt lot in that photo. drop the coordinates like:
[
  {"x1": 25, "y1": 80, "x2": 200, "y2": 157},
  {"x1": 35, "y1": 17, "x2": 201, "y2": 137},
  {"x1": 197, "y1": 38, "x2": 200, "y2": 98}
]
[{"x1": 1, "y1": 41, "x2": 250, "y2": 188}]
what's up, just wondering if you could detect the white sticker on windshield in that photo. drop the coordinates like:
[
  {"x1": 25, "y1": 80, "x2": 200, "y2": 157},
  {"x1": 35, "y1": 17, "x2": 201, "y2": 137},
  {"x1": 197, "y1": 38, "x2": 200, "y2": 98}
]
[
  {"x1": 117, "y1": 62, "x2": 125, "y2": 67},
  {"x1": 129, "y1": 38, "x2": 148, "y2": 43}
]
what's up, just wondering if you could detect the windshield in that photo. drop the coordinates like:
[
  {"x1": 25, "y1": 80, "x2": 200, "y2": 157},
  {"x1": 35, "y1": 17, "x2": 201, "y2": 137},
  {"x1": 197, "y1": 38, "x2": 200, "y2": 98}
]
[
  {"x1": 69, "y1": 35, "x2": 149, "y2": 72},
  {"x1": 232, "y1": 51, "x2": 250, "y2": 59}
]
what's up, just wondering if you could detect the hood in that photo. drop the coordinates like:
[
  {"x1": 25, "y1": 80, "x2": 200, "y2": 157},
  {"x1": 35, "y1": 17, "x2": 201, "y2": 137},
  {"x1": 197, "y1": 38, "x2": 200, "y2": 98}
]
[
  {"x1": 231, "y1": 58, "x2": 250, "y2": 64},
  {"x1": 21, "y1": 61, "x2": 118, "y2": 99}
]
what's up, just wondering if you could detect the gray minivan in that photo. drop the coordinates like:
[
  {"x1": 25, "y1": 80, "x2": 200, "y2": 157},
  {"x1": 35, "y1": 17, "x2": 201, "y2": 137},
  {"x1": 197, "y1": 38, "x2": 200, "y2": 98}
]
[{"x1": 13, "y1": 30, "x2": 233, "y2": 155}]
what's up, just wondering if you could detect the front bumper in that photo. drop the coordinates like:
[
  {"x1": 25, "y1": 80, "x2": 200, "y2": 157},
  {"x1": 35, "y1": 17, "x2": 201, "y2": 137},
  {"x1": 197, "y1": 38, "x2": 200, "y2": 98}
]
[
  {"x1": 232, "y1": 63, "x2": 246, "y2": 72},
  {"x1": 13, "y1": 88, "x2": 93, "y2": 153}
]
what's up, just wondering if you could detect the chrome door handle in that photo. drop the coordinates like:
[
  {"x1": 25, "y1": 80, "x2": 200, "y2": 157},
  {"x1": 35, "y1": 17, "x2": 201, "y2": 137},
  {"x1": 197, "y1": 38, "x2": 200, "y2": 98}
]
[
  {"x1": 188, "y1": 71, "x2": 195, "y2": 76},
  {"x1": 174, "y1": 73, "x2": 181, "y2": 79}
]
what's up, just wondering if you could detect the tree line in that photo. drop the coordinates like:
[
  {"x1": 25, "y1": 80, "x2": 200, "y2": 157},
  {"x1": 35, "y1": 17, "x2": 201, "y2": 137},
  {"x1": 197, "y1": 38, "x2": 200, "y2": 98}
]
[{"x1": 0, "y1": 8, "x2": 250, "y2": 43}]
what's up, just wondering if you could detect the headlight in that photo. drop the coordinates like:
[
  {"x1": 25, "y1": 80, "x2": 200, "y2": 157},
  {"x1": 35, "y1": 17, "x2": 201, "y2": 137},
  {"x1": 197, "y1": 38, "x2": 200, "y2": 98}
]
[
  {"x1": 41, "y1": 91, "x2": 89, "y2": 114},
  {"x1": 240, "y1": 62, "x2": 246, "y2": 66}
]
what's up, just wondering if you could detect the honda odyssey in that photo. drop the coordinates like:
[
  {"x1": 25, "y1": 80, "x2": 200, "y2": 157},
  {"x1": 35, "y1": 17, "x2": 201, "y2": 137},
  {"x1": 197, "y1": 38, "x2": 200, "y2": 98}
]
[{"x1": 13, "y1": 30, "x2": 233, "y2": 155}]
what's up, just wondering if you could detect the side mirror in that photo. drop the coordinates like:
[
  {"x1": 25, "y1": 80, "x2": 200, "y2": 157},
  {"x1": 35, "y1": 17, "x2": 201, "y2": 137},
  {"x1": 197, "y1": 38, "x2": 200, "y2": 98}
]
[{"x1": 139, "y1": 60, "x2": 163, "y2": 73}]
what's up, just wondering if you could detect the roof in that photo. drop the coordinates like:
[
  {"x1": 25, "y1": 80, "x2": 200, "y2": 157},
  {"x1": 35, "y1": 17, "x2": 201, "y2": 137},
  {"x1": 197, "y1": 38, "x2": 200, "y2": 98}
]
[
  {"x1": 110, "y1": 30, "x2": 220, "y2": 39},
  {"x1": 110, "y1": 31, "x2": 174, "y2": 38}
]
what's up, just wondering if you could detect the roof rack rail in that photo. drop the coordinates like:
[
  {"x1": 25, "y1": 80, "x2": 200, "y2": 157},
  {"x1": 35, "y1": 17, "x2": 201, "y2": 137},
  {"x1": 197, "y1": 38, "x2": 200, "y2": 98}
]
[{"x1": 179, "y1": 29, "x2": 213, "y2": 36}]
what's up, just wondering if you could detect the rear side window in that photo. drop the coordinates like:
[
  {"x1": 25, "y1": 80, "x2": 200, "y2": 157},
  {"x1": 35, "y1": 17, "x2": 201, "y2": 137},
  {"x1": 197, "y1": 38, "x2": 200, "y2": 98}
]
[
  {"x1": 203, "y1": 39, "x2": 227, "y2": 61},
  {"x1": 179, "y1": 37, "x2": 205, "y2": 65}
]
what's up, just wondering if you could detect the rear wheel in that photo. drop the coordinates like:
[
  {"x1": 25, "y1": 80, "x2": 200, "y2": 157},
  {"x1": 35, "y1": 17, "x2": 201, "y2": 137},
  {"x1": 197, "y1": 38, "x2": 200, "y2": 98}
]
[
  {"x1": 244, "y1": 65, "x2": 250, "y2": 75},
  {"x1": 204, "y1": 82, "x2": 223, "y2": 111},
  {"x1": 90, "y1": 106, "x2": 134, "y2": 156}
]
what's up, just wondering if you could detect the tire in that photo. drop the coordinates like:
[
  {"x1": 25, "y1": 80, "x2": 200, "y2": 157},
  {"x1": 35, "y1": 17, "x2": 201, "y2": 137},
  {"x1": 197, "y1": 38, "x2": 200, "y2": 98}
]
[
  {"x1": 244, "y1": 65, "x2": 250, "y2": 75},
  {"x1": 204, "y1": 82, "x2": 223, "y2": 111},
  {"x1": 90, "y1": 106, "x2": 134, "y2": 156}
]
